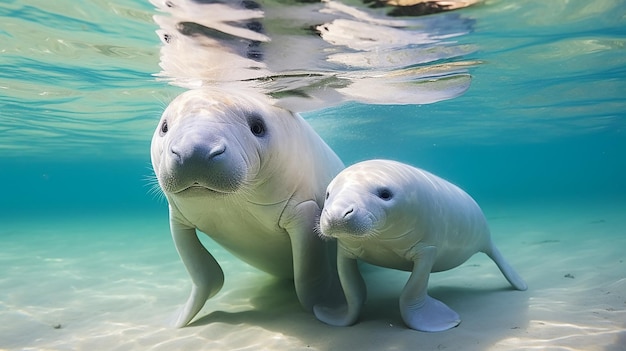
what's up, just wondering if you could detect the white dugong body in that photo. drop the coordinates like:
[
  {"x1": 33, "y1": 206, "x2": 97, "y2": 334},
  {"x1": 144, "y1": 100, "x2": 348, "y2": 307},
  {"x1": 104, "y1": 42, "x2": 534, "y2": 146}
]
[
  {"x1": 314, "y1": 159, "x2": 527, "y2": 332},
  {"x1": 151, "y1": 88, "x2": 344, "y2": 327}
]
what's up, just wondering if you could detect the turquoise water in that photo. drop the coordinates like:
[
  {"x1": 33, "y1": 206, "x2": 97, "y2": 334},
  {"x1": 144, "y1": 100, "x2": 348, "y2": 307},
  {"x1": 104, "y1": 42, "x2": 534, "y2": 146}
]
[
  {"x1": 1, "y1": 1, "x2": 625, "y2": 350},
  {"x1": 1, "y1": 0, "x2": 624, "y2": 215}
]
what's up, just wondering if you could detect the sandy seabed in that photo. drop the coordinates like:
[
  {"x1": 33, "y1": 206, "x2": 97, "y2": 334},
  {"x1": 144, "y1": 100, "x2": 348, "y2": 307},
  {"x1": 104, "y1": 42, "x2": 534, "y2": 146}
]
[{"x1": 1, "y1": 200, "x2": 624, "y2": 351}]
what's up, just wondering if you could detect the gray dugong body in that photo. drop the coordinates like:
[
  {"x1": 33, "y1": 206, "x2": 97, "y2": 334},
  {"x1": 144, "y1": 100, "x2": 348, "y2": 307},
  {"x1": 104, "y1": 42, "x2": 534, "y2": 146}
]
[
  {"x1": 151, "y1": 88, "x2": 344, "y2": 327},
  {"x1": 314, "y1": 159, "x2": 527, "y2": 332}
]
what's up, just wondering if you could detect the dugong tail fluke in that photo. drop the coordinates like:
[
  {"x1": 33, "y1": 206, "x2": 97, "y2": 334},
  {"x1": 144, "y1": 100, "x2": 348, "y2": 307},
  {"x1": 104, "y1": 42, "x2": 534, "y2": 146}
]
[{"x1": 484, "y1": 242, "x2": 528, "y2": 291}]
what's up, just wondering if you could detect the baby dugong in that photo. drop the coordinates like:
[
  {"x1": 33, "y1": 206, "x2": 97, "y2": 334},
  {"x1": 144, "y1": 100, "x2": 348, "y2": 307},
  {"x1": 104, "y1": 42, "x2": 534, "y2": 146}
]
[{"x1": 314, "y1": 159, "x2": 527, "y2": 332}]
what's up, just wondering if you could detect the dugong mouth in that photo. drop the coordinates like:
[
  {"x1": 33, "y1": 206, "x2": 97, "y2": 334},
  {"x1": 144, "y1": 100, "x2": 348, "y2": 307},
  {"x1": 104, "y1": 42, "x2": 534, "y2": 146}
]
[
  {"x1": 173, "y1": 182, "x2": 235, "y2": 196},
  {"x1": 319, "y1": 208, "x2": 378, "y2": 240}
]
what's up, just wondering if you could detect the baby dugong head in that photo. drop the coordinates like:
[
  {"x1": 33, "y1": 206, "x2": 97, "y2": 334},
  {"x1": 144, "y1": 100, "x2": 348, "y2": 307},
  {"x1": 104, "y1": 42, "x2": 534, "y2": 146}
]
[{"x1": 318, "y1": 160, "x2": 405, "y2": 240}]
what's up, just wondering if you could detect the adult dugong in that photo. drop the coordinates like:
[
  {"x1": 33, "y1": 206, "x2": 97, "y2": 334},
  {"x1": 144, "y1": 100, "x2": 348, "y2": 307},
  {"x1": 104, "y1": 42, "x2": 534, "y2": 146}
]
[
  {"x1": 151, "y1": 88, "x2": 344, "y2": 327},
  {"x1": 314, "y1": 159, "x2": 527, "y2": 332}
]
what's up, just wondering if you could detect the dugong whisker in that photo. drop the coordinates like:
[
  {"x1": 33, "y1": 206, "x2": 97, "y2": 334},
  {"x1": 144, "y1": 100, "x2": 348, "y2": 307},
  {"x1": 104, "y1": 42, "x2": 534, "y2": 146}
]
[
  {"x1": 147, "y1": 181, "x2": 166, "y2": 202},
  {"x1": 230, "y1": 179, "x2": 255, "y2": 202},
  {"x1": 143, "y1": 166, "x2": 167, "y2": 203},
  {"x1": 362, "y1": 228, "x2": 382, "y2": 240},
  {"x1": 313, "y1": 219, "x2": 334, "y2": 242}
]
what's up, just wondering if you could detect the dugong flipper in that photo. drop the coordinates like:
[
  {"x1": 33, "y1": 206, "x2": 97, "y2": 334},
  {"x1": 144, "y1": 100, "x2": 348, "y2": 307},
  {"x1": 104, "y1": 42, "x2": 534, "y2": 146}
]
[{"x1": 314, "y1": 159, "x2": 527, "y2": 332}]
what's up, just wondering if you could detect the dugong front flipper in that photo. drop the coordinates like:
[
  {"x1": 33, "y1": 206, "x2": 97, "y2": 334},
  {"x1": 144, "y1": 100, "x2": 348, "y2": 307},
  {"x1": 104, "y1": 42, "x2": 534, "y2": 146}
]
[
  {"x1": 313, "y1": 248, "x2": 366, "y2": 327},
  {"x1": 169, "y1": 221, "x2": 224, "y2": 328},
  {"x1": 169, "y1": 200, "x2": 340, "y2": 328},
  {"x1": 282, "y1": 201, "x2": 340, "y2": 310},
  {"x1": 399, "y1": 245, "x2": 460, "y2": 332},
  {"x1": 315, "y1": 244, "x2": 463, "y2": 332}
]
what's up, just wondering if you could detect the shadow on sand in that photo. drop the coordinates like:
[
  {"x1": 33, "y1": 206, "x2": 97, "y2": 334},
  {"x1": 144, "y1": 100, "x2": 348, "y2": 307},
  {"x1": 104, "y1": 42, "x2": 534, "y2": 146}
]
[{"x1": 187, "y1": 266, "x2": 530, "y2": 350}]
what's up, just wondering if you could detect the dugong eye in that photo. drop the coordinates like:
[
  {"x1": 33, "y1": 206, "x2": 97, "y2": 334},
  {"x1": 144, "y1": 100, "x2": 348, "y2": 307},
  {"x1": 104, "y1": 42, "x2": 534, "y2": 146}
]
[
  {"x1": 377, "y1": 188, "x2": 393, "y2": 201},
  {"x1": 247, "y1": 114, "x2": 266, "y2": 137},
  {"x1": 325, "y1": 191, "x2": 329, "y2": 200},
  {"x1": 160, "y1": 120, "x2": 168, "y2": 135}
]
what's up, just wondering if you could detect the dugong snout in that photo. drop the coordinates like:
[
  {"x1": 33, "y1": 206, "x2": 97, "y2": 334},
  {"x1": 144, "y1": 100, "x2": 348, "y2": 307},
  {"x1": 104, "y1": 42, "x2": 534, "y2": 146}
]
[
  {"x1": 165, "y1": 126, "x2": 246, "y2": 194},
  {"x1": 169, "y1": 133, "x2": 226, "y2": 167},
  {"x1": 320, "y1": 203, "x2": 376, "y2": 239}
]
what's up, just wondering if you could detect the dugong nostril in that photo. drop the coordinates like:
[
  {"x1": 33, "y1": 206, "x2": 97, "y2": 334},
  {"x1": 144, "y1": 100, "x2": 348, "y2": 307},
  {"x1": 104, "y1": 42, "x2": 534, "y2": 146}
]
[
  {"x1": 169, "y1": 141, "x2": 226, "y2": 164},
  {"x1": 342, "y1": 207, "x2": 354, "y2": 218},
  {"x1": 170, "y1": 144, "x2": 182, "y2": 161},
  {"x1": 208, "y1": 144, "x2": 226, "y2": 158}
]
